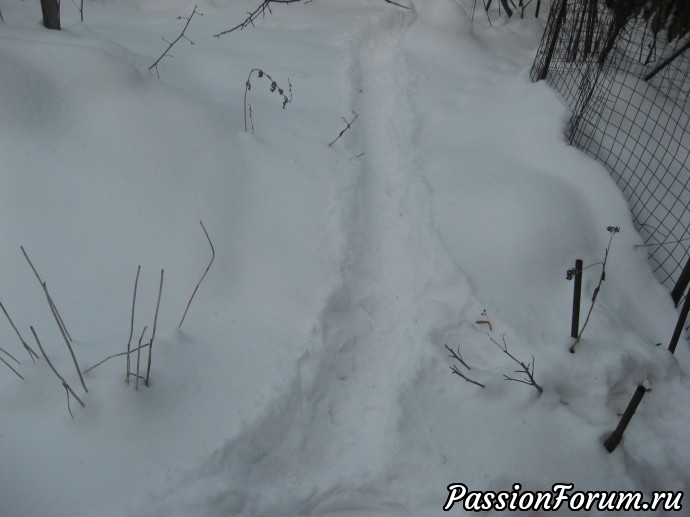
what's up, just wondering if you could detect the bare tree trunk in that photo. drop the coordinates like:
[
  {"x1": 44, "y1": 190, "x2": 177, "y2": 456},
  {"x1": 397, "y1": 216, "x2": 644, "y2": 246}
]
[{"x1": 40, "y1": 0, "x2": 60, "y2": 30}]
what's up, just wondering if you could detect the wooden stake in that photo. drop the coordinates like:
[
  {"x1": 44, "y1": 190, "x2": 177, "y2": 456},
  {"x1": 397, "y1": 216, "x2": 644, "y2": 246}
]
[{"x1": 571, "y1": 259, "x2": 583, "y2": 339}]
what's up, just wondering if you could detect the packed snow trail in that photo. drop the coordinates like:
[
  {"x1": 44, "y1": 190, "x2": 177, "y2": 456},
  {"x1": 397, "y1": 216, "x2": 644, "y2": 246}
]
[{"x1": 145, "y1": 5, "x2": 483, "y2": 516}]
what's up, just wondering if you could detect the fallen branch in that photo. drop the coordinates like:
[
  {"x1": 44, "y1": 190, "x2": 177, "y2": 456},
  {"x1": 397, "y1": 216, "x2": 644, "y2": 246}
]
[
  {"x1": 145, "y1": 270, "x2": 164, "y2": 387},
  {"x1": 214, "y1": 0, "x2": 302, "y2": 38},
  {"x1": 0, "y1": 300, "x2": 40, "y2": 362},
  {"x1": 149, "y1": 5, "x2": 202, "y2": 78},
  {"x1": 328, "y1": 111, "x2": 359, "y2": 147},
  {"x1": 31, "y1": 326, "x2": 85, "y2": 415},
  {"x1": 179, "y1": 221, "x2": 215, "y2": 329},
  {"x1": 490, "y1": 334, "x2": 543, "y2": 395}
]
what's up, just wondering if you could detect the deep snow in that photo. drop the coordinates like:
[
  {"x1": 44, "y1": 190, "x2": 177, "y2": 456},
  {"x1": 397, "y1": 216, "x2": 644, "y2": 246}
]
[{"x1": 0, "y1": 0, "x2": 689, "y2": 515}]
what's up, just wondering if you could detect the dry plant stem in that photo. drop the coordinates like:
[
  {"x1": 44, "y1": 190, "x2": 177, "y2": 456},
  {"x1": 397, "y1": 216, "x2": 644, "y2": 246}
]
[
  {"x1": 84, "y1": 342, "x2": 150, "y2": 374},
  {"x1": 31, "y1": 326, "x2": 85, "y2": 410},
  {"x1": 243, "y1": 68, "x2": 293, "y2": 133},
  {"x1": 0, "y1": 355, "x2": 24, "y2": 380},
  {"x1": 136, "y1": 326, "x2": 147, "y2": 391},
  {"x1": 214, "y1": 0, "x2": 302, "y2": 38},
  {"x1": 179, "y1": 221, "x2": 215, "y2": 329},
  {"x1": 146, "y1": 270, "x2": 164, "y2": 387},
  {"x1": 126, "y1": 266, "x2": 141, "y2": 383},
  {"x1": 328, "y1": 112, "x2": 359, "y2": 147},
  {"x1": 21, "y1": 246, "x2": 73, "y2": 342},
  {"x1": 45, "y1": 281, "x2": 87, "y2": 393},
  {"x1": 570, "y1": 230, "x2": 617, "y2": 353},
  {"x1": 149, "y1": 5, "x2": 202, "y2": 78},
  {"x1": 0, "y1": 301, "x2": 39, "y2": 362},
  {"x1": 490, "y1": 334, "x2": 543, "y2": 395},
  {"x1": 634, "y1": 236, "x2": 690, "y2": 248}
]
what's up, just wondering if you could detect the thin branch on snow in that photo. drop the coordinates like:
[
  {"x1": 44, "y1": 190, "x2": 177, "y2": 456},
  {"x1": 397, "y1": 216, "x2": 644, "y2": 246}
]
[
  {"x1": 214, "y1": 0, "x2": 302, "y2": 38},
  {"x1": 149, "y1": 5, "x2": 202, "y2": 78},
  {"x1": 179, "y1": 221, "x2": 215, "y2": 329},
  {"x1": 384, "y1": 0, "x2": 411, "y2": 9},
  {"x1": 243, "y1": 69, "x2": 293, "y2": 133},
  {"x1": 489, "y1": 334, "x2": 543, "y2": 395},
  {"x1": 445, "y1": 344, "x2": 485, "y2": 388},
  {"x1": 328, "y1": 112, "x2": 359, "y2": 147},
  {"x1": 0, "y1": 355, "x2": 24, "y2": 380}
]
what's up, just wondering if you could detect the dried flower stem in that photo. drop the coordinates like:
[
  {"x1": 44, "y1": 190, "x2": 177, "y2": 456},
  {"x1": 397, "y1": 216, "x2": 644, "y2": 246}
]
[
  {"x1": 328, "y1": 112, "x2": 359, "y2": 147},
  {"x1": 145, "y1": 270, "x2": 164, "y2": 387},
  {"x1": 126, "y1": 266, "x2": 141, "y2": 383}
]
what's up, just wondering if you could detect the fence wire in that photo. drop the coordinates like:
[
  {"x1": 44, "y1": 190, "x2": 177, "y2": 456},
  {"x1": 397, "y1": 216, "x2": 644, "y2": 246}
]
[{"x1": 531, "y1": 0, "x2": 690, "y2": 297}]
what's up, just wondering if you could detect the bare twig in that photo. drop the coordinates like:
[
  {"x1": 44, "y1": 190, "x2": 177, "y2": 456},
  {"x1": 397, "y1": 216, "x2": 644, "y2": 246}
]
[
  {"x1": 0, "y1": 300, "x2": 40, "y2": 362},
  {"x1": 444, "y1": 344, "x2": 471, "y2": 370},
  {"x1": 145, "y1": 270, "x2": 164, "y2": 387},
  {"x1": 20, "y1": 246, "x2": 73, "y2": 342},
  {"x1": 213, "y1": 0, "x2": 302, "y2": 38},
  {"x1": 0, "y1": 355, "x2": 24, "y2": 380},
  {"x1": 243, "y1": 68, "x2": 293, "y2": 133},
  {"x1": 384, "y1": 0, "x2": 411, "y2": 9},
  {"x1": 126, "y1": 266, "x2": 141, "y2": 384},
  {"x1": 328, "y1": 111, "x2": 359, "y2": 147},
  {"x1": 179, "y1": 221, "x2": 215, "y2": 329},
  {"x1": 149, "y1": 5, "x2": 202, "y2": 78},
  {"x1": 445, "y1": 344, "x2": 485, "y2": 388},
  {"x1": 135, "y1": 326, "x2": 148, "y2": 391},
  {"x1": 31, "y1": 326, "x2": 85, "y2": 412},
  {"x1": 490, "y1": 334, "x2": 543, "y2": 395},
  {"x1": 570, "y1": 226, "x2": 620, "y2": 353},
  {"x1": 84, "y1": 342, "x2": 150, "y2": 375}
]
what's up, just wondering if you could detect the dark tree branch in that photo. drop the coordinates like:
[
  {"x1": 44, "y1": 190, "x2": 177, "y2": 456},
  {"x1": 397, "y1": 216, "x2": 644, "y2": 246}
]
[
  {"x1": 179, "y1": 221, "x2": 215, "y2": 329},
  {"x1": 135, "y1": 326, "x2": 147, "y2": 391},
  {"x1": 445, "y1": 344, "x2": 485, "y2": 388},
  {"x1": 149, "y1": 5, "x2": 202, "y2": 77},
  {"x1": 328, "y1": 112, "x2": 359, "y2": 147},
  {"x1": 213, "y1": 0, "x2": 302, "y2": 38}
]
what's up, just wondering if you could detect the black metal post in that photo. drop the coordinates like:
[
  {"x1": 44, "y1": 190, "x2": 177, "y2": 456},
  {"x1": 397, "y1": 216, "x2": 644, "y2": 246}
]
[
  {"x1": 604, "y1": 385, "x2": 647, "y2": 453},
  {"x1": 571, "y1": 259, "x2": 583, "y2": 338}
]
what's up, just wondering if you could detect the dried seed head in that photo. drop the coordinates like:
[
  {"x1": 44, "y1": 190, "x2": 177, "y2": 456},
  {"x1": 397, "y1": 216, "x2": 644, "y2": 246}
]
[
  {"x1": 258, "y1": 70, "x2": 264, "y2": 77},
  {"x1": 270, "y1": 81, "x2": 277, "y2": 92},
  {"x1": 246, "y1": 81, "x2": 251, "y2": 90},
  {"x1": 607, "y1": 226, "x2": 620, "y2": 233}
]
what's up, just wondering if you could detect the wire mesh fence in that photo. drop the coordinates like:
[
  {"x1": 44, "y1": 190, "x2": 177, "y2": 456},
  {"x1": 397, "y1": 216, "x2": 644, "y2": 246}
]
[{"x1": 531, "y1": 0, "x2": 690, "y2": 298}]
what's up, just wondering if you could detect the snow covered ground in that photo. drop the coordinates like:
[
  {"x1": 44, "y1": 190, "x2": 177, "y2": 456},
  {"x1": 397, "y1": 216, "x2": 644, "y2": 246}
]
[{"x1": 1, "y1": 0, "x2": 689, "y2": 515}]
